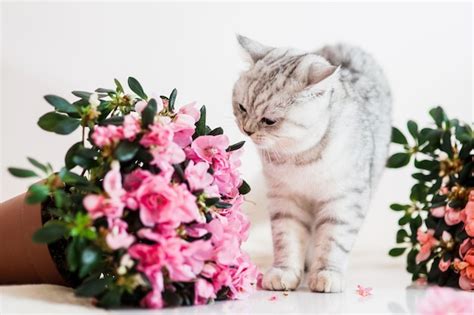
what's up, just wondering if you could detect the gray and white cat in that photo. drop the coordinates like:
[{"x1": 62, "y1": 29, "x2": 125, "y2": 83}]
[{"x1": 232, "y1": 35, "x2": 392, "y2": 292}]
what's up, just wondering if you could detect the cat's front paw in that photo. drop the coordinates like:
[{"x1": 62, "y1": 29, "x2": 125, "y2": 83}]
[
  {"x1": 262, "y1": 267, "x2": 302, "y2": 291},
  {"x1": 308, "y1": 269, "x2": 344, "y2": 293}
]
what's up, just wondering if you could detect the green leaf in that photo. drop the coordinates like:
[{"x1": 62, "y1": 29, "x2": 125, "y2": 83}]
[
  {"x1": 455, "y1": 125, "x2": 473, "y2": 143},
  {"x1": 27, "y1": 157, "x2": 48, "y2": 173},
  {"x1": 75, "y1": 277, "x2": 112, "y2": 297},
  {"x1": 59, "y1": 168, "x2": 89, "y2": 185},
  {"x1": 398, "y1": 215, "x2": 411, "y2": 225},
  {"x1": 8, "y1": 167, "x2": 37, "y2": 178},
  {"x1": 128, "y1": 77, "x2": 147, "y2": 99},
  {"x1": 429, "y1": 106, "x2": 445, "y2": 127},
  {"x1": 215, "y1": 201, "x2": 232, "y2": 209},
  {"x1": 72, "y1": 148, "x2": 99, "y2": 169},
  {"x1": 386, "y1": 153, "x2": 411, "y2": 168},
  {"x1": 44, "y1": 95, "x2": 78, "y2": 114},
  {"x1": 205, "y1": 197, "x2": 220, "y2": 207},
  {"x1": 53, "y1": 190, "x2": 66, "y2": 208},
  {"x1": 410, "y1": 183, "x2": 427, "y2": 202},
  {"x1": 391, "y1": 127, "x2": 408, "y2": 145},
  {"x1": 168, "y1": 88, "x2": 177, "y2": 112},
  {"x1": 26, "y1": 184, "x2": 50, "y2": 204},
  {"x1": 114, "y1": 141, "x2": 139, "y2": 162},
  {"x1": 114, "y1": 78, "x2": 124, "y2": 94},
  {"x1": 38, "y1": 112, "x2": 81, "y2": 135},
  {"x1": 390, "y1": 203, "x2": 409, "y2": 211},
  {"x1": 227, "y1": 141, "x2": 245, "y2": 152},
  {"x1": 72, "y1": 91, "x2": 93, "y2": 100},
  {"x1": 389, "y1": 247, "x2": 406, "y2": 257},
  {"x1": 32, "y1": 221, "x2": 67, "y2": 243},
  {"x1": 440, "y1": 131, "x2": 452, "y2": 156},
  {"x1": 66, "y1": 238, "x2": 80, "y2": 272},
  {"x1": 79, "y1": 246, "x2": 100, "y2": 278},
  {"x1": 208, "y1": 127, "x2": 224, "y2": 136},
  {"x1": 95, "y1": 88, "x2": 115, "y2": 94},
  {"x1": 414, "y1": 159, "x2": 439, "y2": 171},
  {"x1": 407, "y1": 120, "x2": 418, "y2": 139},
  {"x1": 396, "y1": 229, "x2": 409, "y2": 243},
  {"x1": 65, "y1": 142, "x2": 83, "y2": 169},
  {"x1": 100, "y1": 116, "x2": 124, "y2": 126},
  {"x1": 142, "y1": 98, "x2": 157, "y2": 128},
  {"x1": 97, "y1": 287, "x2": 122, "y2": 308},
  {"x1": 238, "y1": 180, "x2": 251, "y2": 195},
  {"x1": 194, "y1": 106, "x2": 207, "y2": 137}
]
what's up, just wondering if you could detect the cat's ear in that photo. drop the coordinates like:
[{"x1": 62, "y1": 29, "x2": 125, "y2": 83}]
[
  {"x1": 308, "y1": 64, "x2": 340, "y2": 88},
  {"x1": 236, "y1": 34, "x2": 273, "y2": 64}
]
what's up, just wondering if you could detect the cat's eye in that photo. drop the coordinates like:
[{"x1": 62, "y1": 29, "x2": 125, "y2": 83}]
[
  {"x1": 238, "y1": 104, "x2": 247, "y2": 113},
  {"x1": 261, "y1": 118, "x2": 276, "y2": 125}
]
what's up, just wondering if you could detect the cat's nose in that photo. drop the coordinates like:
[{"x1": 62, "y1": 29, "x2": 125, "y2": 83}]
[{"x1": 243, "y1": 128, "x2": 254, "y2": 136}]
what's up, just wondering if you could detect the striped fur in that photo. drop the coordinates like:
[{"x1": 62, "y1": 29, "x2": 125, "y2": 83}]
[{"x1": 232, "y1": 35, "x2": 392, "y2": 292}]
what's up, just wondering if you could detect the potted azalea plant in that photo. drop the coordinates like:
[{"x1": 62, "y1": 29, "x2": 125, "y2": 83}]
[
  {"x1": 387, "y1": 106, "x2": 473, "y2": 290},
  {"x1": 1, "y1": 77, "x2": 258, "y2": 308}
]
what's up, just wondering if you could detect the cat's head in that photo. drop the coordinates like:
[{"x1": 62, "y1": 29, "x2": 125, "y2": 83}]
[{"x1": 232, "y1": 35, "x2": 339, "y2": 154}]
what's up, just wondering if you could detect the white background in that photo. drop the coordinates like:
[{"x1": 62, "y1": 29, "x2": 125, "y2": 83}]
[{"x1": 1, "y1": 2, "x2": 472, "y2": 264}]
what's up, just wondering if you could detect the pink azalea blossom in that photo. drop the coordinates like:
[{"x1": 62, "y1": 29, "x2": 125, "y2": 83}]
[
  {"x1": 454, "y1": 238, "x2": 474, "y2": 290},
  {"x1": 416, "y1": 228, "x2": 438, "y2": 263},
  {"x1": 463, "y1": 199, "x2": 474, "y2": 237},
  {"x1": 91, "y1": 125, "x2": 124, "y2": 147},
  {"x1": 106, "y1": 219, "x2": 135, "y2": 250},
  {"x1": 122, "y1": 113, "x2": 141, "y2": 140},
  {"x1": 444, "y1": 206, "x2": 464, "y2": 226},
  {"x1": 191, "y1": 135, "x2": 229, "y2": 163},
  {"x1": 430, "y1": 206, "x2": 445, "y2": 218},
  {"x1": 140, "y1": 123, "x2": 173, "y2": 148},
  {"x1": 438, "y1": 258, "x2": 451, "y2": 272},
  {"x1": 178, "y1": 102, "x2": 200, "y2": 122},
  {"x1": 417, "y1": 287, "x2": 473, "y2": 315},
  {"x1": 185, "y1": 161, "x2": 213, "y2": 191},
  {"x1": 135, "y1": 100, "x2": 147, "y2": 113},
  {"x1": 227, "y1": 253, "x2": 259, "y2": 299},
  {"x1": 194, "y1": 278, "x2": 216, "y2": 305},
  {"x1": 172, "y1": 113, "x2": 196, "y2": 148}
]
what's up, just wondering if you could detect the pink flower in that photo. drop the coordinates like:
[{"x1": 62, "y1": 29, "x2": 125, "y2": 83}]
[
  {"x1": 106, "y1": 219, "x2": 135, "y2": 250},
  {"x1": 416, "y1": 228, "x2": 437, "y2": 263},
  {"x1": 83, "y1": 162, "x2": 125, "y2": 219},
  {"x1": 171, "y1": 113, "x2": 196, "y2": 148},
  {"x1": 178, "y1": 102, "x2": 200, "y2": 122},
  {"x1": 140, "y1": 123, "x2": 173, "y2": 148},
  {"x1": 141, "y1": 289, "x2": 164, "y2": 309},
  {"x1": 185, "y1": 161, "x2": 213, "y2": 191},
  {"x1": 269, "y1": 295, "x2": 277, "y2": 301},
  {"x1": 438, "y1": 258, "x2": 451, "y2": 272},
  {"x1": 355, "y1": 285, "x2": 373, "y2": 297},
  {"x1": 191, "y1": 135, "x2": 229, "y2": 163},
  {"x1": 91, "y1": 125, "x2": 124, "y2": 147},
  {"x1": 227, "y1": 253, "x2": 259, "y2": 299},
  {"x1": 417, "y1": 287, "x2": 473, "y2": 315},
  {"x1": 444, "y1": 206, "x2": 464, "y2": 226},
  {"x1": 463, "y1": 200, "x2": 474, "y2": 237},
  {"x1": 149, "y1": 143, "x2": 185, "y2": 167},
  {"x1": 135, "y1": 100, "x2": 147, "y2": 113},
  {"x1": 122, "y1": 113, "x2": 141, "y2": 140},
  {"x1": 135, "y1": 175, "x2": 180, "y2": 227},
  {"x1": 124, "y1": 169, "x2": 152, "y2": 191},
  {"x1": 455, "y1": 238, "x2": 474, "y2": 291},
  {"x1": 194, "y1": 278, "x2": 216, "y2": 305},
  {"x1": 430, "y1": 206, "x2": 445, "y2": 218},
  {"x1": 103, "y1": 161, "x2": 125, "y2": 200}
]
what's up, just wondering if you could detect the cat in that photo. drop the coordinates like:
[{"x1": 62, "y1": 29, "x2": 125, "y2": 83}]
[{"x1": 232, "y1": 35, "x2": 392, "y2": 292}]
